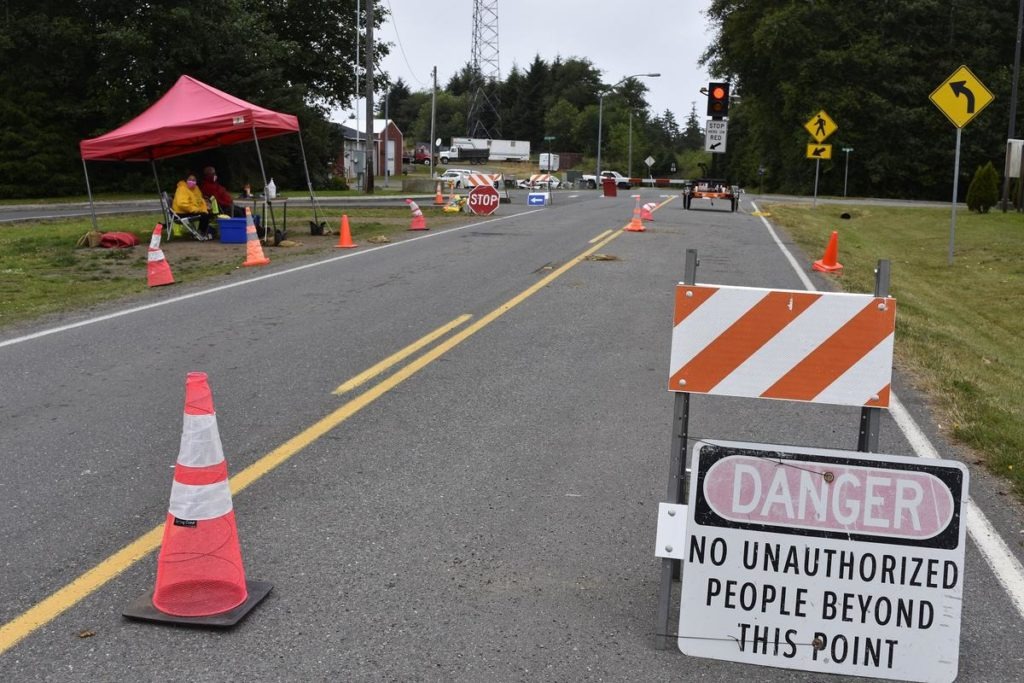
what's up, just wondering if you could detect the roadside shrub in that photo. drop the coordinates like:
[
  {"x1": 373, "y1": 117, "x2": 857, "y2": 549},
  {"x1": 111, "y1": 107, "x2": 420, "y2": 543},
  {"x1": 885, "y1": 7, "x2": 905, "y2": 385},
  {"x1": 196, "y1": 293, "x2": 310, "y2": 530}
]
[
  {"x1": 966, "y1": 162, "x2": 999, "y2": 213},
  {"x1": 326, "y1": 175, "x2": 349, "y2": 191}
]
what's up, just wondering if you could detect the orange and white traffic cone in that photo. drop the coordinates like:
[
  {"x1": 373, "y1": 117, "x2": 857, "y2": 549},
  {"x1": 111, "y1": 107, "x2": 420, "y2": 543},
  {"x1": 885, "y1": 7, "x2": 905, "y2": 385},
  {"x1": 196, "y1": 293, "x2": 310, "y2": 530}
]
[
  {"x1": 242, "y1": 207, "x2": 270, "y2": 267},
  {"x1": 433, "y1": 182, "x2": 445, "y2": 205},
  {"x1": 641, "y1": 202, "x2": 656, "y2": 221},
  {"x1": 812, "y1": 230, "x2": 843, "y2": 273},
  {"x1": 625, "y1": 195, "x2": 646, "y2": 232},
  {"x1": 147, "y1": 223, "x2": 175, "y2": 287},
  {"x1": 335, "y1": 214, "x2": 357, "y2": 248},
  {"x1": 124, "y1": 372, "x2": 271, "y2": 626},
  {"x1": 406, "y1": 198, "x2": 428, "y2": 230}
]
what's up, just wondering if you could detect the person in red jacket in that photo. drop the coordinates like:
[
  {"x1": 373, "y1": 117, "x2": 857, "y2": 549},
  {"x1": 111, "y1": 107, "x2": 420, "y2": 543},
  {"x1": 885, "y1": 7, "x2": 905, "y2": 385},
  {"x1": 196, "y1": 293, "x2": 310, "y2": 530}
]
[{"x1": 200, "y1": 166, "x2": 244, "y2": 217}]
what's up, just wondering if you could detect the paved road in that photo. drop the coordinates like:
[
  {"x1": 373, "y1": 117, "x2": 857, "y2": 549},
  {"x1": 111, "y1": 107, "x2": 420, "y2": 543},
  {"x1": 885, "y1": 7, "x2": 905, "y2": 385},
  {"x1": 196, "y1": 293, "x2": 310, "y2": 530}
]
[{"x1": 0, "y1": 191, "x2": 1021, "y2": 681}]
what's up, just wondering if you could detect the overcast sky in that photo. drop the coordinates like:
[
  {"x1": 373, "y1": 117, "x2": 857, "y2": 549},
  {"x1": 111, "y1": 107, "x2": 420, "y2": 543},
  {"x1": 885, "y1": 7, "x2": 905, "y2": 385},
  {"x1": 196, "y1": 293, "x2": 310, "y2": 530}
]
[{"x1": 335, "y1": 0, "x2": 716, "y2": 126}]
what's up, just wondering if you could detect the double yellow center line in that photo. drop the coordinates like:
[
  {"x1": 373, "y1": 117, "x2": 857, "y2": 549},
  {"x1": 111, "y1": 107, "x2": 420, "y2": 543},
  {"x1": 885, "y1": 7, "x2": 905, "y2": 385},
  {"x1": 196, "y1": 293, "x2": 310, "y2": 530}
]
[{"x1": 0, "y1": 227, "x2": 624, "y2": 655}]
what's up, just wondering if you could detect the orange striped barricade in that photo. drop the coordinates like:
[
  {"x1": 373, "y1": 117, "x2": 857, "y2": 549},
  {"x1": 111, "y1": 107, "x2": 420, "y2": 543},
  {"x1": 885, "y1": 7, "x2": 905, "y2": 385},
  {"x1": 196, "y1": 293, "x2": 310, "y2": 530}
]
[
  {"x1": 467, "y1": 173, "x2": 509, "y2": 203},
  {"x1": 667, "y1": 284, "x2": 896, "y2": 407}
]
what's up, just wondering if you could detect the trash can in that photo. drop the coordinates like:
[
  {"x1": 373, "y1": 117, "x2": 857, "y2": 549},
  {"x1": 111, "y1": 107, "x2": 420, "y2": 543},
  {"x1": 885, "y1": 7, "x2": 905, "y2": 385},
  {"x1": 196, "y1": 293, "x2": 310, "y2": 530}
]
[{"x1": 602, "y1": 177, "x2": 617, "y2": 197}]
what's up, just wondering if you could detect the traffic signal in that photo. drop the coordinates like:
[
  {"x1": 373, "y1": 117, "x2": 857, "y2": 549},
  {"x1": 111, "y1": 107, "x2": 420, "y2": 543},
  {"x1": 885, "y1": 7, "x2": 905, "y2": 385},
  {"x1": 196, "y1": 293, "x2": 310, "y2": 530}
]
[{"x1": 707, "y1": 82, "x2": 730, "y2": 118}]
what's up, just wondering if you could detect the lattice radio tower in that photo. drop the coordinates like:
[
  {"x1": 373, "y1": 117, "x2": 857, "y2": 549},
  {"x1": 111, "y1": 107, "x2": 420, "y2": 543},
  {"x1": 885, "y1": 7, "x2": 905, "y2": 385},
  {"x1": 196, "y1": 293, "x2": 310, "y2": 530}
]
[{"x1": 467, "y1": 0, "x2": 501, "y2": 138}]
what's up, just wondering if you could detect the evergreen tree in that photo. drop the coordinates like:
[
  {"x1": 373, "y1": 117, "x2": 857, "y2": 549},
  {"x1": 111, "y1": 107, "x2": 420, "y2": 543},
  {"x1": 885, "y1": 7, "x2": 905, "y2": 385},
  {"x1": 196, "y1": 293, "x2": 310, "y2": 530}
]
[
  {"x1": 681, "y1": 103, "x2": 704, "y2": 151},
  {"x1": 966, "y1": 162, "x2": 1000, "y2": 213}
]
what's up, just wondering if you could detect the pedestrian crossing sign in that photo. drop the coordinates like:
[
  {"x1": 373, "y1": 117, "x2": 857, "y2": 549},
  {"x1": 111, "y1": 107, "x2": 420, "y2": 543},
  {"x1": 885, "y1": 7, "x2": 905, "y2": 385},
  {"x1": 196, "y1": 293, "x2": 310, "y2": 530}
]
[{"x1": 804, "y1": 110, "x2": 837, "y2": 143}]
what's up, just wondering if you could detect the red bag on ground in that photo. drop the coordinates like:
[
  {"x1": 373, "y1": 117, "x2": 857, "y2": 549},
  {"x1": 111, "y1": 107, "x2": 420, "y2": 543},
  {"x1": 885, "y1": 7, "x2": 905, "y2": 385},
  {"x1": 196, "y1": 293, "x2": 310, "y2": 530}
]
[{"x1": 99, "y1": 232, "x2": 140, "y2": 248}]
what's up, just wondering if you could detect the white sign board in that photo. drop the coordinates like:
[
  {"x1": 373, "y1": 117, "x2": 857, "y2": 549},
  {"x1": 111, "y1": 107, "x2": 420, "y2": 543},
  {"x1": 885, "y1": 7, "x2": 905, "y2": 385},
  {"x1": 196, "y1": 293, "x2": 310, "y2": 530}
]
[
  {"x1": 678, "y1": 439, "x2": 968, "y2": 683},
  {"x1": 705, "y1": 120, "x2": 728, "y2": 153},
  {"x1": 1005, "y1": 139, "x2": 1024, "y2": 179}
]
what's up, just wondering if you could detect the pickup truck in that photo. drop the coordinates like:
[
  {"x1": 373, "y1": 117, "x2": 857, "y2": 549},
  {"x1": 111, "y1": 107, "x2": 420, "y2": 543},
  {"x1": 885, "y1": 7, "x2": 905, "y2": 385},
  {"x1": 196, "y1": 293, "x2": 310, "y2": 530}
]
[
  {"x1": 580, "y1": 170, "x2": 632, "y2": 190},
  {"x1": 402, "y1": 143, "x2": 431, "y2": 165}
]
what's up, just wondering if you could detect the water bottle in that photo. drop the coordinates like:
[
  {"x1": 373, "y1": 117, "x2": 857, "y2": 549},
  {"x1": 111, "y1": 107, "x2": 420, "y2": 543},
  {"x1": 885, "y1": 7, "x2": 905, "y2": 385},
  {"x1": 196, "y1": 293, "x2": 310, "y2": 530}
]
[{"x1": 266, "y1": 178, "x2": 277, "y2": 200}]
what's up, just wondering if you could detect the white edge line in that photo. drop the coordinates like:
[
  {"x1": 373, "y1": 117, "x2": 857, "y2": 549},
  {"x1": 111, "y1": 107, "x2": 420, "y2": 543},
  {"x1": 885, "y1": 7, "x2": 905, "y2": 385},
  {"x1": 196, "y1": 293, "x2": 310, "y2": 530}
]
[
  {"x1": 751, "y1": 199, "x2": 1024, "y2": 621},
  {"x1": 0, "y1": 208, "x2": 545, "y2": 349}
]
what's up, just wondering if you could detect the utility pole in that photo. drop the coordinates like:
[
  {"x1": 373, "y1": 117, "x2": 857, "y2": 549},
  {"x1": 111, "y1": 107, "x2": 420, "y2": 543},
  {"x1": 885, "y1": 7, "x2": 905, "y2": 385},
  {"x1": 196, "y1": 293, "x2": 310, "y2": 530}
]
[
  {"x1": 364, "y1": 0, "x2": 375, "y2": 193},
  {"x1": 383, "y1": 83, "x2": 389, "y2": 187},
  {"x1": 429, "y1": 66, "x2": 437, "y2": 179},
  {"x1": 1002, "y1": 0, "x2": 1024, "y2": 211},
  {"x1": 354, "y1": 0, "x2": 361, "y2": 190}
]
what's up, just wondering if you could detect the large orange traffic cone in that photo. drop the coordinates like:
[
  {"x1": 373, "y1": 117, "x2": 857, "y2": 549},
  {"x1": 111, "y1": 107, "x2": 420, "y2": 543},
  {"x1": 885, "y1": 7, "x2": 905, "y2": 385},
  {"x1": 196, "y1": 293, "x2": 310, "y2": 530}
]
[
  {"x1": 812, "y1": 230, "x2": 843, "y2": 273},
  {"x1": 335, "y1": 214, "x2": 357, "y2": 248},
  {"x1": 147, "y1": 224, "x2": 175, "y2": 287},
  {"x1": 433, "y1": 182, "x2": 445, "y2": 205},
  {"x1": 406, "y1": 198, "x2": 428, "y2": 230},
  {"x1": 641, "y1": 202, "x2": 656, "y2": 221},
  {"x1": 241, "y1": 207, "x2": 270, "y2": 267},
  {"x1": 123, "y1": 372, "x2": 271, "y2": 626},
  {"x1": 625, "y1": 195, "x2": 646, "y2": 232}
]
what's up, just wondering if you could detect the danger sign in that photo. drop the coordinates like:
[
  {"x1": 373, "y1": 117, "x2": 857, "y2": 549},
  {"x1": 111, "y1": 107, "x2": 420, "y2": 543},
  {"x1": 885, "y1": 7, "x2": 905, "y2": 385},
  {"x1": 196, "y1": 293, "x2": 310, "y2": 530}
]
[
  {"x1": 678, "y1": 439, "x2": 968, "y2": 683},
  {"x1": 467, "y1": 184, "x2": 500, "y2": 216}
]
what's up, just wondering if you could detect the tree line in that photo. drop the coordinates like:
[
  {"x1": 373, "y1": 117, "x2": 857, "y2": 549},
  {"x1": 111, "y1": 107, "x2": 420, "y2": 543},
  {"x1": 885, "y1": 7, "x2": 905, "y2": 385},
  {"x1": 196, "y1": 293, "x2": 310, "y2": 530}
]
[
  {"x1": 0, "y1": 0, "x2": 382, "y2": 198},
  {"x1": 703, "y1": 0, "x2": 1024, "y2": 200},
  {"x1": 3, "y1": 2, "x2": 1021, "y2": 200},
  {"x1": 378, "y1": 56, "x2": 706, "y2": 179}
]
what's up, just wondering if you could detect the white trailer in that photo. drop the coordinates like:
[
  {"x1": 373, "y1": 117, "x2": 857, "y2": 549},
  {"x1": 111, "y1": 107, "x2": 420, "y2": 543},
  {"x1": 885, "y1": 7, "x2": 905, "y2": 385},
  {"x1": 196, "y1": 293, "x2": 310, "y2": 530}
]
[
  {"x1": 451, "y1": 137, "x2": 531, "y2": 162},
  {"x1": 539, "y1": 153, "x2": 560, "y2": 172}
]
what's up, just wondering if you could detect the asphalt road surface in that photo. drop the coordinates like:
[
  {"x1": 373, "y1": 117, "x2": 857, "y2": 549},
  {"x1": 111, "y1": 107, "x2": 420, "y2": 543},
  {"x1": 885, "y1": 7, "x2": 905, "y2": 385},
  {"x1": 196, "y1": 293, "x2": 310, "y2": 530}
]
[{"x1": 1, "y1": 190, "x2": 1021, "y2": 681}]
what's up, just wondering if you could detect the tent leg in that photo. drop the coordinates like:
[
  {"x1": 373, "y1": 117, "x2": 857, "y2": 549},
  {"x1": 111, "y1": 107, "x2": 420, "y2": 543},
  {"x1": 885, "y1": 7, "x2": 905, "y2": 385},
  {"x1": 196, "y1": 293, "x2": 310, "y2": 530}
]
[
  {"x1": 297, "y1": 132, "x2": 318, "y2": 224},
  {"x1": 252, "y1": 127, "x2": 271, "y2": 240},
  {"x1": 152, "y1": 161, "x2": 170, "y2": 236},
  {"x1": 82, "y1": 159, "x2": 98, "y2": 231}
]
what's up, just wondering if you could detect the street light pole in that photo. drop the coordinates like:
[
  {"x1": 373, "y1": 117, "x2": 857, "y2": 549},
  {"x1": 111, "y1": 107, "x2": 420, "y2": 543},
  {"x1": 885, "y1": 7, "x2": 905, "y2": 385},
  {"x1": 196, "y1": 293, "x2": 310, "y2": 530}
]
[
  {"x1": 628, "y1": 110, "x2": 633, "y2": 179},
  {"x1": 596, "y1": 73, "x2": 659, "y2": 182}
]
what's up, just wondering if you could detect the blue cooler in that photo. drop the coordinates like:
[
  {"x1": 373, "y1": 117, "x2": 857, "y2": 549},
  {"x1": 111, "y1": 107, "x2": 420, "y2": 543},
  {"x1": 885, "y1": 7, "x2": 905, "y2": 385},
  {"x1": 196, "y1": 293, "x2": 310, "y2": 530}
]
[
  {"x1": 218, "y1": 218, "x2": 247, "y2": 243},
  {"x1": 218, "y1": 215, "x2": 259, "y2": 243}
]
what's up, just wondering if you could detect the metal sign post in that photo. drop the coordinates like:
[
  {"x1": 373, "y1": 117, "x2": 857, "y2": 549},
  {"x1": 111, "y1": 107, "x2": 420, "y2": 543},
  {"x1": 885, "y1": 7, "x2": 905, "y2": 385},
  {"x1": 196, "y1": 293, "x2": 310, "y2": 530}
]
[
  {"x1": 813, "y1": 158, "x2": 820, "y2": 208},
  {"x1": 858, "y1": 260, "x2": 891, "y2": 452},
  {"x1": 655, "y1": 249, "x2": 698, "y2": 650},
  {"x1": 948, "y1": 128, "x2": 963, "y2": 265}
]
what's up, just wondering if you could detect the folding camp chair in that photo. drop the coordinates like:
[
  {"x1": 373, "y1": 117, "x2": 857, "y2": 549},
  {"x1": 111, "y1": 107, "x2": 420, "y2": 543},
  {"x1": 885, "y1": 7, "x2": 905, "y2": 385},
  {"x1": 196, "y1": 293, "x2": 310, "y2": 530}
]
[{"x1": 160, "y1": 191, "x2": 212, "y2": 241}]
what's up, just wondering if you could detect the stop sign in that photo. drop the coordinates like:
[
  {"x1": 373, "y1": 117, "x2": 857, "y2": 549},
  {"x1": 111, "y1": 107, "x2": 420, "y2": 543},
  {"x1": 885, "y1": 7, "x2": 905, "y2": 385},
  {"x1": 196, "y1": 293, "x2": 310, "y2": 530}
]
[{"x1": 467, "y1": 184, "x2": 500, "y2": 215}]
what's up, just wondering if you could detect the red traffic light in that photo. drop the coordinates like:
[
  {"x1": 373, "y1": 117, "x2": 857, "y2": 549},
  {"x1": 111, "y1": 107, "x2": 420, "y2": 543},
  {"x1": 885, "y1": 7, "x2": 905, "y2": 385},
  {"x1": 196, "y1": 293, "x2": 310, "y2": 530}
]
[{"x1": 706, "y1": 81, "x2": 731, "y2": 119}]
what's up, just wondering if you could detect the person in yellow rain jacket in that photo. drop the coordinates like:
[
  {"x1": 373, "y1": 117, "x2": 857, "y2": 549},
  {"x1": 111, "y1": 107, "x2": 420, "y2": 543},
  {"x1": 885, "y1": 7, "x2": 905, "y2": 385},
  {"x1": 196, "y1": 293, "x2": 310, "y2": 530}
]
[{"x1": 172, "y1": 173, "x2": 213, "y2": 239}]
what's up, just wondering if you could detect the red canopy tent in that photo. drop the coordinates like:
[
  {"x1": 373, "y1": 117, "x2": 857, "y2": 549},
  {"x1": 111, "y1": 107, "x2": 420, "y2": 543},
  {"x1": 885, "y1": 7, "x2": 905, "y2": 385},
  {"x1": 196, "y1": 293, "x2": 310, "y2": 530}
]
[{"x1": 79, "y1": 75, "x2": 317, "y2": 230}]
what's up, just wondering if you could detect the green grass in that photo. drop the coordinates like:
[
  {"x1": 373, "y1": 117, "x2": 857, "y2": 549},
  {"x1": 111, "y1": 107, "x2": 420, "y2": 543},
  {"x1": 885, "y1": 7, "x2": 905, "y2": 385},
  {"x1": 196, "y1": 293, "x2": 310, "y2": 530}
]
[
  {"x1": 765, "y1": 202, "x2": 1024, "y2": 496},
  {"x1": 0, "y1": 206, "x2": 470, "y2": 327}
]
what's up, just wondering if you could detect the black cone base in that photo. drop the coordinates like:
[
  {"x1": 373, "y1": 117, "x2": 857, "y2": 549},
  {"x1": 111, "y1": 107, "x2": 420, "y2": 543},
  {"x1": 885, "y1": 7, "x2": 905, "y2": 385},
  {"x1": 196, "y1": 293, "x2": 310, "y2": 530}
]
[{"x1": 123, "y1": 579, "x2": 272, "y2": 628}]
